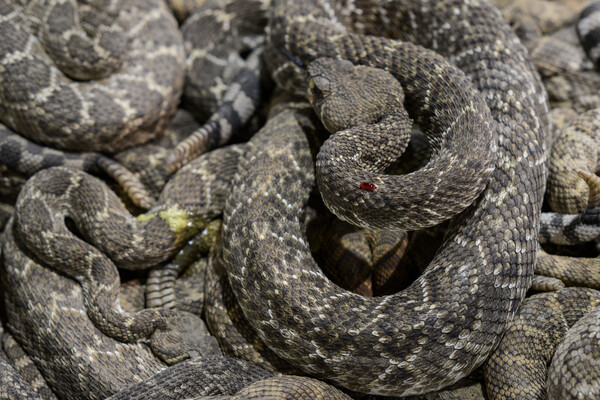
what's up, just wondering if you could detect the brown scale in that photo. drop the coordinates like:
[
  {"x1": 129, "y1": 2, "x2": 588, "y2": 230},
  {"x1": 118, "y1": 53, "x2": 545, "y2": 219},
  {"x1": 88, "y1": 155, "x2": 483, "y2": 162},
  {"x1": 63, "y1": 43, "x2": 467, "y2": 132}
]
[
  {"x1": 222, "y1": 0, "x2": 547, "y2": 395},
  {"x1": 547, "y1": 108, "x2": 600, "y2": 214},
  {"x1": 546, "y1": 71, "x2": 600, "y2": 112},
  {"x1": 483, "y1": 288, "x2": 600, "y2": 400},
  {"x1": 308, "y1": 213, "x2": 410, "y2": 297}
]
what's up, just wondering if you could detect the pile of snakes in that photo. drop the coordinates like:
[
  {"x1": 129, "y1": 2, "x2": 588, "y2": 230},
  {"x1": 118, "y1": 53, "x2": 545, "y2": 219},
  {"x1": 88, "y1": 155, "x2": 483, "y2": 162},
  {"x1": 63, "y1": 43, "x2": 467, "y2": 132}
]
[{"x1": 1, "y1": 0, "x2": 600, "y2": 398}]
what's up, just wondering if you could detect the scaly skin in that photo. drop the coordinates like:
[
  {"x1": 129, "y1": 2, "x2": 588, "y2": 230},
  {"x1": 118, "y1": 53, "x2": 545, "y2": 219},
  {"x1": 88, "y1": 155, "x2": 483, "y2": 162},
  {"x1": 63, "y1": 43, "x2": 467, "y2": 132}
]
[
  {"x1": 221, "y1": 0, "x2": 547, "y2": 396},
  {"x1": 484, "y1": 288, "x2": 600, "y2": 400}
]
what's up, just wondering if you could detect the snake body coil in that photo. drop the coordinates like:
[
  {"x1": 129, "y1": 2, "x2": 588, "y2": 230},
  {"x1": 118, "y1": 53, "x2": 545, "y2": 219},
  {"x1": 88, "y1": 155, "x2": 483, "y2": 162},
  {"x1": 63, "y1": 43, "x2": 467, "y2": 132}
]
[{"x1": 222, "y1": 0, "x2": 548, "y2": 396}]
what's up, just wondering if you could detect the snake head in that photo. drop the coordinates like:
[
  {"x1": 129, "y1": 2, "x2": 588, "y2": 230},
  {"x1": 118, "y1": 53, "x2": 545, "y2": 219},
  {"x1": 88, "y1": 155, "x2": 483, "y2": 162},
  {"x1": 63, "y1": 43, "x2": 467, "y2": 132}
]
[{"x1": 306, "y1": 57, "x2": 406, "y2": 133}]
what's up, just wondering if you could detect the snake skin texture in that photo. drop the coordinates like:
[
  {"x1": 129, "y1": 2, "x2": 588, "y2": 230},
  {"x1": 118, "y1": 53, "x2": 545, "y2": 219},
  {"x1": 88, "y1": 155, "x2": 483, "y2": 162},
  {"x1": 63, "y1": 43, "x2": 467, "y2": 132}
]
[
  {"x1": 163, "y1": 0, "x2": 269, "y2": 171},
  {"x1": 145, "y1": 219, "x2": 222, "y2": 310},
  {"x1": 0, "y1": 356, "x2": 42, "y2": 400},
  {"x1": 483, "y1": 288, "x2": 600, "y2": 400},
  {"x1": 205, "y1": 227, "x2": 305, "y2": 375},
  {"x1": 306, "y1": 57, "x2": 494, "y2": 231},
  {"x1": 1, "y1": 324, "x2": 45, "y2": 400},
  {"x1": 578, "y1": 1, "x2": 600, "y2": 67},
  {"x1": 0, "y1": 122, "x2": 157, "y2": 210},
  {"x1": 546, "y1": 70, "x2": 600, "y2": 112},
  {"x1": 1, "y1": 332, "x2": 57, "y2": 399},
  {"x1": 219, "y1": 0, "x2": 547, "y2": 396},
  {"x1": 223, "y1": 375, "x2": 352, "y2": 399},
  {"x1": 547, "y1": 107, "x2": 600, "y2": 214},
  {"x1": 9, "y1": 0, "x2": 600, "y2": 398},
  {"x1": 549, "y1": 106, "x2": 578, "y2": 138},
  {"x1": 308, "y1": 212, "x2": 410, "y2": 297},
  {"x1": 11, "y1": 144, "x2": 243, "y2": 355},
  {"x1": 0, "y1": 123, "x2": 98, "y2": 177},
  {"x1": 0, "y1": 0, "x2": 184, "y2": 153},
  {"x1": 0, "y1": 121, "x2": 97, "y2": 199},
  {"x1": 105, "y1": 356, "x2": 273, "y2": 400},
  {"x1": 179, "y1": 0, "x2": 266, "y2": 122},
  {"x1": 493, "y1": 0, "x2": 582, "y2": 42},
  {"x1": 112, "y1": 109, "x2": 204, "y2": 197},
  {"x1": 540, "y1": 171, "x2": 600, "y2": 245},
  {"x1": 168, "y1": 46, "x2": 264, "y2": 170},
  {"x1": 528, "y1": 35, "x2": 588, "y2": 78},
  {"x1": 0, "y1": 0, "x2": 189, "y2": 209},
  {"x1": 0, "y1": 146, "x2": 249, "y2": 397},
  {"x1": 547, "y1": 305, "x2": 600, "y2": 399},
  {"x1": 112, "y1": 1, "x2": 268, "y2": 198},
  {"x1": 2, "y1": 218, "x2": 167, "y2": 399},
  {"x1": 535, "y1": 248, "x2": 600, "y2": 289},
  {"x1": 530, "y1": 273, "x2": 565, "y2": 292}
]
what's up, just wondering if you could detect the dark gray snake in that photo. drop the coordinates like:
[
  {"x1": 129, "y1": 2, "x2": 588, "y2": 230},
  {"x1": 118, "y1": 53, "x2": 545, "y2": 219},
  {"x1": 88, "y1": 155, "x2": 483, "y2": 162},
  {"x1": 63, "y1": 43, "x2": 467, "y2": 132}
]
[
  {"x1": 218, "y1": 0, "x2": 548, "y2": 396},
  {"x1": 1, "y1": 0, "x2": 573, "y2": 398},
  {"x1": 484, "y1": 288, "x2": 600, "y2": 400},
  {"x1": 0, "y1": 0, "x2": 184, "y2": 153}
]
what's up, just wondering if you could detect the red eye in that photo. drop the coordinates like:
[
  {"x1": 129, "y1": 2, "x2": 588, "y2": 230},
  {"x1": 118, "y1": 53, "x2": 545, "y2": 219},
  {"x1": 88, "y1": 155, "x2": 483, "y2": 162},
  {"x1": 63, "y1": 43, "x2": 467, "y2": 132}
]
[{"x1": 360, "y1": 182, "x2": 377, "y2": 191}]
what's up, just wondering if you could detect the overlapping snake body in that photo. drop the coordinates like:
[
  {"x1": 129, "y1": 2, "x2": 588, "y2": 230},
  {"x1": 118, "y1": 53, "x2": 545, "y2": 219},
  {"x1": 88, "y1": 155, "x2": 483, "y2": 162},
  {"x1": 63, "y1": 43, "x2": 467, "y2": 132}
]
[
  {"x1": 221, "y1": 0, "x2": 548, "y2": 396},
  {"x1": 0, "y1": 0, "x2": 185, "y2": 153},
  {"x1": 0, "y1": 0, "x2": 556, "y2": 397},
  {"x1": 578, "y1": 1, "x2": 600, "y2": 68},
  {"x1": 484, "y1": 288, "x2": 600, "y2": 400},
  {"x1": 1, "y1": 144, "x2": 247, "y2": 397}
]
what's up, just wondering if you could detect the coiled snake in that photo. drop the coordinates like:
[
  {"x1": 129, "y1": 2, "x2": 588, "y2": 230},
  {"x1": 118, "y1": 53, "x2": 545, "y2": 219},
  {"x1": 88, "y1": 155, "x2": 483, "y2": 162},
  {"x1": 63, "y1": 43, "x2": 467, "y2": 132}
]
[
  {"x1": 221, "y1": 0, "x2": 548, "y2": 396},
  {"x1": 0, "y1": 0, "x2": 184, "y2": 153},
  {"x1": 2, "y1": 0, "x2": 552, "y2": 397}
]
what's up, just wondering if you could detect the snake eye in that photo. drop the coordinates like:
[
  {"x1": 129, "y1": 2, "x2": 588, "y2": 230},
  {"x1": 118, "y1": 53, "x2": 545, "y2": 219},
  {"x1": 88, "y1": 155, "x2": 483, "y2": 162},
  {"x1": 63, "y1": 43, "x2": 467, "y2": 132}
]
[{"x1": 312, "y1": 76, "x2": 331, "y2": 93}]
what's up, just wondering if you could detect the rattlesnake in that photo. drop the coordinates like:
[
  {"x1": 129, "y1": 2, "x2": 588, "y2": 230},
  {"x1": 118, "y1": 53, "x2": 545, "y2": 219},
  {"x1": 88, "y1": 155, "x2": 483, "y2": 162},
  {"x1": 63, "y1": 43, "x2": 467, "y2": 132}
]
[
  {"x1": 547, "y1": 305, "x2": 600, "y2": 399},
  {"x1": 546, "y1": 108, "x2": 600, "y2": 214},
  {"x1": 4, "y1": 0, "x2": 586, "y2": 398},
  {"x1": 162, "y1": 0, "x2": 269, "y2": 171},
  {"x1": 1, "y1": 50, "x2": 492, "y2": 396},
  {"x1": 0, "y1": 0, "x2": 268, "y2": 211},
  {"x1": 483, "y1": 288, "x2": 600, "y2": 399},
  {"x1": 0, "y1": 0, "x2": 188, "y2": 208},
  {"x1": 220, "y1": 0, "x2": 547, "y2": 396},
  {"x1": 4, "y1": 0, "x2": 547, "y2": 396},
  {"x1": 11, "y1": 142, "x2": 241, "y2": 351},
  {"x1": 2, "y1": 217, "x2": 167, "y2": 399},
  {"x1": 0, "y1": 0, "x2": 184, "y2": 153},
  {"x1": 307, "y1": 57, "x2": 495, "y2": 231},
  {"x1": 0, "y1": 357, "x2": 43, "y2": 400},
  {"x1": 107, "y1": 370, "x2": 352, "y2": 400},
  {"x1": 0, "y1": 122, "x2": 158, "y2": 209},
  {"x1": 546, "y1": 70, "x2": 600, "y2": 112},
  {"x1": 577, "y1": 1, "x2": 600, "y2": 67},
  {"x1": 110, "y1": 0, "x2": 270, "y2": 200},
  {"x1": 0, "y1": 144, "x2": 246, "y2": 397}
]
